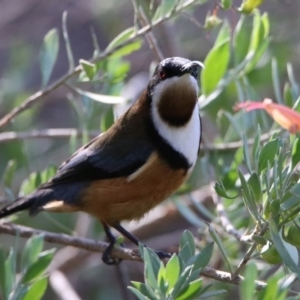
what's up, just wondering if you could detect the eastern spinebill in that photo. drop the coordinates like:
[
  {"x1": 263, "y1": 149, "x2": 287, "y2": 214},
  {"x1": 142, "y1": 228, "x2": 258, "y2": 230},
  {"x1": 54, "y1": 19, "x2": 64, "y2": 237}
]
[{"x1": 0, "y1": 57, "x2": 203, "y2": 264}]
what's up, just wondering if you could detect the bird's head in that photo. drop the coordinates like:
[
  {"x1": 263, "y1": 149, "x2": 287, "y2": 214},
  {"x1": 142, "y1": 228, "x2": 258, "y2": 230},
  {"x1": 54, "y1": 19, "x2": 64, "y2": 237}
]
[{"x1": 148, "y1": 57, "x2": 204, "y2": 127}]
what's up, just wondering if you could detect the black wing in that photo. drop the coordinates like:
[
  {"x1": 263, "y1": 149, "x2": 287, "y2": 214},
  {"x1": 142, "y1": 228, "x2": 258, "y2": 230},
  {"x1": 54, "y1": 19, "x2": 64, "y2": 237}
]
[{"x1": 45, "y1": 130, "x2": 154, "y2": 186}]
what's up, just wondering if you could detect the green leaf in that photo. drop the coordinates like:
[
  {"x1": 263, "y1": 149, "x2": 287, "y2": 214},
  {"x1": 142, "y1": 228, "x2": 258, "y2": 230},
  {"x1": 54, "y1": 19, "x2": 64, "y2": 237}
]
[
  {"x1": 22, "y1": 249, "x2": 55, "y2": 283},
  {"x1": 291, "y1": 138, "x2": 300, "y2": 169},
  {"x1": 21, "y1": 234, "x2": 44, "y2": 271},
  {"x1": 239, "y1": 263, "x2": 257, "y2": 300},
  {"x1": 172, "y1": 266, "x2": 193, "y2": 298},
  {"x1": 69, "y1": 85, "x2": 124, "y2": 104},
  {"x1": 39, "y1": 28, "x2": 59, "y2": 87},
  {"x1": 207, "y1": 223, "x2": 233, "y2": 273},
  {"x1": 192, "y1": 242, "x2": 214, "y2": 271},
  {"x1": 252, "y1": 125, "x2": 261, "y2": 171},
  {"x1": 272, "y1": 58, "x2": 284, "y2": 104},
  {"x1": 152, "y1": 0, "x2": 177, "y2": 22},
  {"x1": 180, "y1": 231, "x2": 195, "y2": 256},
  {"x1": 269, "y1": 216, "x2": 300, "y2": 279},
  {"x1": 201, "y1": 38, "x2": 230, "y2": 96},
  {"x1": 179, "y1": 243, "x2": 193, "y2": 264},
  {"x1": 175, "y1": 278, "x2": 202, "y2": 300},
  {"x1": 214, "y1": 181, "x2": 238, "y2": 199},
  {"x1": 166, "y1": 255, "x2": 181, "y2": 293},
  {"x1": 221, "y1": 0, "x2": 232, "y2": 10},
  {"x1": 233, "y1": 16, "x2": 252, "y2": 65},
  {"x1": 80, "y1": 59, "x2": 96, "y2": 81},
  {"x1": 143, "y1": 248, "x2": 158, "y2": 290},
  {"x1": 23, "y1": 277, "x2": 48, "y2": 300},
  {"x1": 128, "y1": 286, "x2": 150, "y2": 300},
  {"x1": 130, "y1": 282, "x2": 157, "y2": 300},
  {"x1": 106, "y1": 27, "x2": 142, "y2": 58},
  {"x1": 3, "y1": 160, "x2": 17, "y2": 188},
  {"x1": 4, "y1": 248, "x2": 15, "y2": 300},
  {"x1": 106, "y1": 27, "x2": 135, "y2": 50},
  {"x1": 247, "y1": 172, "x2": 261, "y2": 203},
  {"x1": 215, "y1": 21, "x2": 230, "y2": 46},
  {"x1": 258, "y1": 139, "x2": 279, "y2": 173},
  {"x1": 243, "y1": 134, "x2": 252, "y2": 173},
  {"x1": 238, "y1": 0, "x2": 265, "y2": 14}
]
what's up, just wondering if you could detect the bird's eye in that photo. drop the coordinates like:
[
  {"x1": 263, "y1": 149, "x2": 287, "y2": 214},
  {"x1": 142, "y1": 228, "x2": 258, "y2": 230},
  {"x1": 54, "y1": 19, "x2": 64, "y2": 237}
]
[{"x1": 159, "y1": 70, "x2": 166, "y2": 79}]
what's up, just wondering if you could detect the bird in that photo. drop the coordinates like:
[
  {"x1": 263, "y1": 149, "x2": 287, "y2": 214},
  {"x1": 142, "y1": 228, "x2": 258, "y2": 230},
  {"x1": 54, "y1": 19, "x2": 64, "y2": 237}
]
[{"x1": 0, "y1": 57, "x2": 203, "y2": 264}]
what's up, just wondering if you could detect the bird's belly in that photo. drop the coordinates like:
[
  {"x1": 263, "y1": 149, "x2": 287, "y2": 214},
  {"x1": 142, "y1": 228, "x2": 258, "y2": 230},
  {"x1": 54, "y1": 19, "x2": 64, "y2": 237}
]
[{"x1": 81, "y1": 153, "x2": 190, "y2": 224}]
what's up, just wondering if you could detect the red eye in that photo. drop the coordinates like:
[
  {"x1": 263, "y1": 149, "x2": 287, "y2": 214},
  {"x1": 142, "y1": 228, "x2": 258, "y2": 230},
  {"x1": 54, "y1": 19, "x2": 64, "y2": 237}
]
[{"x1": 159, "y1": 70, "x2": 166, "y2": 79}]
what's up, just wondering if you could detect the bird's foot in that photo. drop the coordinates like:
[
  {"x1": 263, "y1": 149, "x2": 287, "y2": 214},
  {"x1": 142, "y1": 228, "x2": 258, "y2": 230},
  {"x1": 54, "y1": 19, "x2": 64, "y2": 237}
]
[
  {"x1": 102, "y1": 241, "x2": 123, "y2": 265},
  {"x1": 154, "y1": 250, "x2": 172, "y2": 260}
]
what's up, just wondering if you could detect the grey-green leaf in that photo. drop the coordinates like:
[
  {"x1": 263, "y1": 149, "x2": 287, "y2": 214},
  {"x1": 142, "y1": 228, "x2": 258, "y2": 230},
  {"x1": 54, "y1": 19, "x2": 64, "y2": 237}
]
[{"x1": 39, "y1": 28, "x2": 59, "y2": 87}]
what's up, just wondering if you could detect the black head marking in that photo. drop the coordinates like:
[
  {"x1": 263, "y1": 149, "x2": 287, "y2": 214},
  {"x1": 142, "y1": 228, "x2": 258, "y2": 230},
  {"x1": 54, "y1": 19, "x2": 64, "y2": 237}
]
[{"x1": 148, "y1": 57, "x2": 203, "y2": 94}]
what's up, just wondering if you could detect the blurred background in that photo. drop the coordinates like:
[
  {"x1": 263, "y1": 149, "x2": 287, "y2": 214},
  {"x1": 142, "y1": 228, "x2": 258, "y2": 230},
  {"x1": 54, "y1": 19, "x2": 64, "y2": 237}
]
[{"x1": 0, "y1": 0, "x2": 300, "y2": 299}]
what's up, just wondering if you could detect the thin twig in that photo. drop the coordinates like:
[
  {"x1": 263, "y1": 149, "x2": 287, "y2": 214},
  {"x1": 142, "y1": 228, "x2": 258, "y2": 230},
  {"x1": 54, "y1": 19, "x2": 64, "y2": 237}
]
[
  {"x1": 0, "y1": 0, "x2": 199, "y2": 129},
  {"x1": 131, "y1": 0, "x2": 164, "y2": 61},
  {"x1": 210, "y1": 183, "x2": 242, "y2": 241},
  {"x1": 0, "y1": 221, "x2": 266, "y2": 290},
  {"x1": 232, "y1": 223, "x2": 269, "y2": 279}
]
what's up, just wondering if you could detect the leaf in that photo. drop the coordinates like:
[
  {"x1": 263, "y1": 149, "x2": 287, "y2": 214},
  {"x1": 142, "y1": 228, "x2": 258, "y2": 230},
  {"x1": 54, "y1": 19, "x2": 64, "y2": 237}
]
[
  {"x1": 258, "y1": 139, "x2": 279, "y2": 173},
  {"x1": 291, "y1": 137, "x2": 300, "y2": 169},
  {"x1": 21, "y1": 234, "x2": 44, "y2": 271},
  {"x1": 206, "y1": 223, "x2": 233, "y2": 273},
  {"x1": 3, "y1": 160, "x2": 17, "y2": 188},
  {"x1": 22, "y1": 249, "x2": 55, "y2": 283},
  {"x1": 166, "y1": 255, "x2": 181, "y2": 293},
  {"x1": 272, "y1": 58, "x2": 284, "y2": 104},
  {"x1": 201, "y1": 38, "x2": 230, "y2": 96},
  {"x1": 214, "y1": 181, "x2": 238, "y2": 199},
  {"x1": 4, "y1": 248, "x2": 15, "y2": 300},
  {"x1": 238, "y1": 0, "x2": 265, "y2": 14},
  {"x1": 180, "y1": 230, "x2": 195, "y2": 256},
  {"x1": 143, "y1": 248, "x2": 158, "y2": 290},
  {"x1": 192, "y1": 242, "x2": 214, "y2": 271},
  {"x1": 152, "y1": 0, "x2": 177, "y2": 22},
  {"x1": 106, "y1": 27, "x2": 135, "y2": 50},
  {"x1": 39, "y1": 28, "x2": 59, "y2": 87},
  {"x1": 179, "y1": 243, "x2": 193, "y2": 264},
  {"x1": 128, "y1": 287, "x2": 149, "y2": 300},
  {"x1": 243, "y1": 134, "x2": 252, "y2": 173},
  {"x1": 100, "y1": 107, "x2": 115, "y2": 132},
  {"x1": 106, "y1": 27, "x2": 142, "y2": 58},
  {"x1": 269, "y1": 216, "x2": 300, "y2": 279},
  {"x1": 80, "y1": 59, "x2": 96, "y2": 81},
  {"x1": 233, "y1": 16, "x2": 252, "y2": 65},
  {"x1": 23, "y1": 277, "x2": 48, "y2": 300},
  {"x1": 239, "y1": 263, "x2": 257, "y2": 300},
  {"x1": 247, "y1": 172, "x2": 261, "y2": 203},
  {"x1": 175, "y1": 278, "x2": 202, "y2": 300},
  {"x1": 221, "y1": 0, "x2": 232, "y2": 10},
  {"x1": 69, "y1": 85, "x2": 124, "y2": 104}
]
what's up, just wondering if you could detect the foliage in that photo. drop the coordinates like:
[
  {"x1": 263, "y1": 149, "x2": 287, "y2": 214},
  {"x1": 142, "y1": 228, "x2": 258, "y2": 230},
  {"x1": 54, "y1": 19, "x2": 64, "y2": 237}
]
[
  {"x1": 0, "y1": 234, "x2": 55, "y2": 300},
  {"x1": 0, "y1": 0, "x2": 300, "y2": 299},
  {"x1": 128, "y1": 231, "x2": 225, "y2": 300}
]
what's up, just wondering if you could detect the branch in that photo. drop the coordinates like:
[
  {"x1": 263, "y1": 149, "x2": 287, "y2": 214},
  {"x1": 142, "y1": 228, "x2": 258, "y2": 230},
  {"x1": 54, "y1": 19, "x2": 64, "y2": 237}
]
[
  {"x1": 210, "y1": 183, "x2": 242, "y2": 241},
  {"x1": 0, "y1": 222, "x2": 266, "y2": 290},
  {"x1": 0, "y1": 0, "x2": 199, "y2": 129}
]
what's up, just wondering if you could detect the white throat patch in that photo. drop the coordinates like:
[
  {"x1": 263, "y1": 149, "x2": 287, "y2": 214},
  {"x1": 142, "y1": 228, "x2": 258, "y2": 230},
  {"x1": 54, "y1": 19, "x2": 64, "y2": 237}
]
[{"x1": 151, "y1": 74, "x2": 201, "y2": 167}]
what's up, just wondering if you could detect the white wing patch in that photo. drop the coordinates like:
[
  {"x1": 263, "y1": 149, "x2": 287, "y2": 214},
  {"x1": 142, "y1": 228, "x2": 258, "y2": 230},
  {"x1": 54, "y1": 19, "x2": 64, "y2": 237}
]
[{"x1": 151, "y1": 75, "x2": 201, "y2": 167}]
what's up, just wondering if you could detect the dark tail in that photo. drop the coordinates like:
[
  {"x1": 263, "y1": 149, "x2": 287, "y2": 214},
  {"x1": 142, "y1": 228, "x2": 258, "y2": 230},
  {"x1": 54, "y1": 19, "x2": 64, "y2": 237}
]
[
  {"x1": 0, "y1": 197, "x2": 35, "y2": 219},
  {"x1": 0, "y1": 187, "x2": 56, "y2": 219}
]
